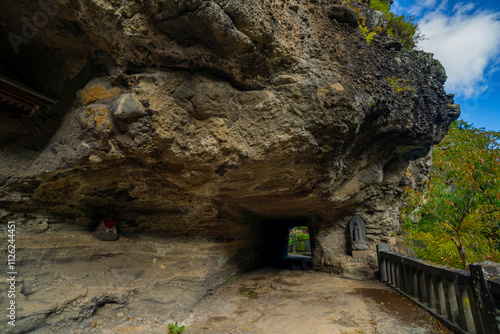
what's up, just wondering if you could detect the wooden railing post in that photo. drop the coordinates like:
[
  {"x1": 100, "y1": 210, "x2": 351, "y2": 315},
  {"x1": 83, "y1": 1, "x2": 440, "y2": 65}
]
[
  {"x1": 469, "y1": 262, "x2": 500, "y2": 334},
  {"x1": 419, "y1": 271, "x2": 428, "y2": 303},
  {"x1": 377, "y1": 244, "x2": 390, "y2": 282},
  {"x1": 373, "y1": 249, "x2": 500, "y2": 333},
  {"x1": 444, "y1": 279, "x2": 460, "y2": 323},
  {"x1": 436, "y1": 276, "x2": 447, "y2": 316},
  {"x1": 455, "y1": 282, "x2": 475, "y2": 333},
  {"x1": 390, "y1": 260, "x2": 395, "y2": 285},
  {"x1": 412, "y1": 268, "x2": 419, "y2": 299},
  {"x1": 429, "y1": 274, "x2": 437, "y2": 310}
]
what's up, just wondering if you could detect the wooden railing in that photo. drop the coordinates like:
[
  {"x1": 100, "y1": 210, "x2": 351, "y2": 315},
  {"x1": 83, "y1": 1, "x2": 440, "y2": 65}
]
[
  {"x1": 377, "y1": 244, "x2": 500, "y2": 334},
  {"x1": 289, "y1": 240, "x2": 311, "y2": 254}
]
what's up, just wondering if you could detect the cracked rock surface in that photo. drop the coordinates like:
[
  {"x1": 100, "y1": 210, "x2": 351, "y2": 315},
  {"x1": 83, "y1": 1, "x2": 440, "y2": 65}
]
[{"x1": 0, "y1": 0, "x2": 459, "y2": 332}]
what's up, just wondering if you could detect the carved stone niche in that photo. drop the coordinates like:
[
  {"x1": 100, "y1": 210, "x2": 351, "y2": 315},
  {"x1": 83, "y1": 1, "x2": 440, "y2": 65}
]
[{"x1": 349, "y1": 215, "x2": 370, "y2": 259}]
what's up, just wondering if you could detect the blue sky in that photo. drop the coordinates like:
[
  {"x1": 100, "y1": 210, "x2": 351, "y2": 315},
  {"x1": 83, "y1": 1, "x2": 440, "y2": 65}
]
[{"x1": 393, "y1": 0, "x2": 500, "y2": 131}]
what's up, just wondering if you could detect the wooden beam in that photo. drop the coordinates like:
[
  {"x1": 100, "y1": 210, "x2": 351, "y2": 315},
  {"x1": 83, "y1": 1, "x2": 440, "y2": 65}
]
[{"x1": 0, "y1": 75, "x2": 57, "y2": 118}]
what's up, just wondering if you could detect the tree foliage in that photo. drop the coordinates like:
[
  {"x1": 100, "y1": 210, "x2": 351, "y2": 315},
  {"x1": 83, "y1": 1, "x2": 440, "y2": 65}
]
[
  {"x1": 403, "y1": 121, "x2": 500, "y2": 269},
  {"x1": 288, "y1": 226, "x2": 310, "y2": 245}
]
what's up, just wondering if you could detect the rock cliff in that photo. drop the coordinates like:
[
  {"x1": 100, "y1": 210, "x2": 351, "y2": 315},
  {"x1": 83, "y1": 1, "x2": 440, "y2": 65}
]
[{"x1": 0, "y1": 0, "x2": 459, "y2": 332}]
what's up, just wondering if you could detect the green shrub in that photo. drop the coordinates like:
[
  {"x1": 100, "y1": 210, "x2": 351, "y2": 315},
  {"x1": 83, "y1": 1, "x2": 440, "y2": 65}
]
[
  {"x1": 242, "y1": 291, "x2": 253, "y2": 299},
  {"x1": 360, "y1": 22, "x2": 377, "y2": 44},
  {"x1": 386, "y1": 77, "x2": 415, "y2": 93},
  {"x1": 369, "y1": 0, "x2": 421, "y2": 49},
  {"x1": 370, "y1": 0, "x2": 390, "y2": 13},
  {"x1": 168, "y1": 322, "x2": 185, "y2": 334},
  {"x1": 387, "y1": 14, "x2": 420, "y2": 49}
]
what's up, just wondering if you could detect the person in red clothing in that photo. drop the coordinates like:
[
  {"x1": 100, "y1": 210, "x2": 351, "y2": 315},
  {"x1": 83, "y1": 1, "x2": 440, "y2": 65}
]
[{"x1": 93, "y1": 211, "x2": 118, "y2": 241}]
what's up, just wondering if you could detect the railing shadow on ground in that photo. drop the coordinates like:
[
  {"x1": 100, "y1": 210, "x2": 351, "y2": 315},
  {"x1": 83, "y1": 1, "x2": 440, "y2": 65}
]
[{"x1": 377, "y1": 244, "x2": 500, "y2": 334}]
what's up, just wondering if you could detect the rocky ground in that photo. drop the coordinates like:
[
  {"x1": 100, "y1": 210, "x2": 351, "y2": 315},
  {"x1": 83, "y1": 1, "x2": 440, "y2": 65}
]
[
  {"x1": 76, "y1": 268, "x2": 452, "y2": 334},
  {"x1": 0, "y1": 224, "x2": 241, "y2": 334}
]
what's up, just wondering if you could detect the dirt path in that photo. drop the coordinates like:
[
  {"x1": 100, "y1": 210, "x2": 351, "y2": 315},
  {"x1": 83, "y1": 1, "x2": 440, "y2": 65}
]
[
  {"x1": 79, "y1": 268, "x2": 452, "y2": 334},
  {"x1": 183, "y1": 268, "x2": 451, "y2": 334}
]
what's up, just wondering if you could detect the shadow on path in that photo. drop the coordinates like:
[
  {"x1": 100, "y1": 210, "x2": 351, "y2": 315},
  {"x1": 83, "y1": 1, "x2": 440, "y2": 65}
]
[{"x1": 274, "y1": 254, "x2": 313, "y2": 270}]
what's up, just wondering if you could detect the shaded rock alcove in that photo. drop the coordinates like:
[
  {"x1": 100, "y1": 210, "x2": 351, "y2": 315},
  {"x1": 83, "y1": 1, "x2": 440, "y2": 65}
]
[{"x1": 0, "y1": 0, "x2": 459, "y2": 332}]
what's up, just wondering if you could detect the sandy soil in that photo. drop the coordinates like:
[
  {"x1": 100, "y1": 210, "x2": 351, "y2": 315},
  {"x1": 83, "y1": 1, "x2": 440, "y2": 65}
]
[{"x1": 79, "y1": 265, "x2": 452, "y2": 334}]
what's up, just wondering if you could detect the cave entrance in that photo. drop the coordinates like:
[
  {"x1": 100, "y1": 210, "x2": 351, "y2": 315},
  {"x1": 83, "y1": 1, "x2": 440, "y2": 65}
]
[{"x1": 261, "y1": 218, "x2": 314, "y2": 271}]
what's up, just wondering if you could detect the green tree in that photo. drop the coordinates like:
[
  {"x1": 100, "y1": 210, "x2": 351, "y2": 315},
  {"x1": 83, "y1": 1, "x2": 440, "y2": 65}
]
[{"x1": 404, "y1": 121, "x2": 500, "y2": 269}]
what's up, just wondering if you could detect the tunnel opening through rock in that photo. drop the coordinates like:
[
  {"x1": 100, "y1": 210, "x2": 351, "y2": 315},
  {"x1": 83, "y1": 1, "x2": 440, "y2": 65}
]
[
  {"x1": 287, "y1": 225, "x2": 311, "y2": 258},
  {"x1": 257, "y1": 217, "x2": 314, "y2": 271}
]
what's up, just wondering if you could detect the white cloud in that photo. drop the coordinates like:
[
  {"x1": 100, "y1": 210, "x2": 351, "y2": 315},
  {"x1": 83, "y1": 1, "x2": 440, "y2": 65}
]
[
  {"x1": 393, "y1": 0, "x2": 439, "y2": 17},
  {"x1": 417, "y1": 5, "x2": 500, "y2": 98},
  {"x1": 452, "y1": 2, "x2": 475, "y2": 14}
]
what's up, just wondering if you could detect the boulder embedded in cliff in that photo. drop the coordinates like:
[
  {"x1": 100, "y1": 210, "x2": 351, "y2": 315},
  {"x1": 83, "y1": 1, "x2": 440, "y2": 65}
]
[
  {"x1": 112, "y1": 94, "x2": 147, "y2": 120},
  {"x1": 327, "y1": 5, "x2": 359, "y2": 27},
  {"x1": 366, "y1": 9, "x2": 388, "y2": 29},
  {"x1": 0, "y1": 0, "x2": 460, "y2": 332}
]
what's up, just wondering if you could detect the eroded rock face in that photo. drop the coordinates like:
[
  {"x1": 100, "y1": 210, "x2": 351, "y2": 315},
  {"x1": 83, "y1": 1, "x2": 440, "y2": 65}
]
[{"x1": 0, "y1": 0, "x2": 459, "y2": 331}]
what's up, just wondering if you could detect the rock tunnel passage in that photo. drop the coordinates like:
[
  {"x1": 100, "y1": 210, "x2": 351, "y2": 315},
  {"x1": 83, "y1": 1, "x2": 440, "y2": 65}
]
[
  {"x1": 0, "y1": 220, "x2": 450, "y2": 334},
  {"x1": 255, "y1": 217, "x2": 315, "y2": 271},
  {"x1": 82, "y1": 268, "x2": 453, "y2": 334},
  {"x1": 0, "y1": 0, "x2": 463, "y2": 332}
]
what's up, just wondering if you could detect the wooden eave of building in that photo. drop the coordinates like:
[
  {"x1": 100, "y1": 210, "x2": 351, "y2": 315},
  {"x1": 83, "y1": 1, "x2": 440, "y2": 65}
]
[{"x1": 0, "y1": 75, "x2": 58, "y2": 118}]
